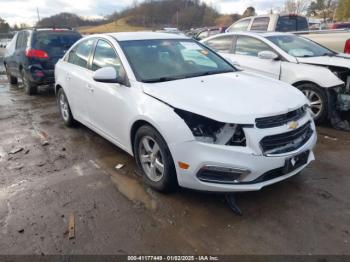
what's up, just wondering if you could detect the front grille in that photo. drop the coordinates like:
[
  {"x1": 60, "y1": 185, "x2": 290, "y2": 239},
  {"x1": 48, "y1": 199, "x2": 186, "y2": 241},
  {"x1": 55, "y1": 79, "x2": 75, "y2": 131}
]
[
  {"x1": 260, "y1": 121, "x2": 313, "y2": 155},
  {"x1": 255, "y1": 107, "x2": 306, "y2": 129}
]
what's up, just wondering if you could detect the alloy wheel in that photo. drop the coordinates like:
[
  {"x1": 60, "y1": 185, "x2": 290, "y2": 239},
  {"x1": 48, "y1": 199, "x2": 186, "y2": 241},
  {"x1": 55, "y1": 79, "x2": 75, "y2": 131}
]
[
  {"x1": 59, "y1": 93, "x2": 69, "y2": 122},
  {"x1": 138, "y1": 136, "x2": 165, "y2": 182},
  {"x1": 302, "y1": 89, "x2": 323, "y2": 118}
]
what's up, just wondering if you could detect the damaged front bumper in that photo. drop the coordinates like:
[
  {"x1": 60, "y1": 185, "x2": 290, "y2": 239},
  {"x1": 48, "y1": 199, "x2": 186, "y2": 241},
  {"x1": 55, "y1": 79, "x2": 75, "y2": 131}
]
[
  {"x1": 337, "y1": 93, "x2": 350, "y2": 111},
  {"x1": 170, "y1": 115, "x2": 317, "y2": 192},
  {"x1": 332, "y1": 74, "x2": 350, "y2": 111}
]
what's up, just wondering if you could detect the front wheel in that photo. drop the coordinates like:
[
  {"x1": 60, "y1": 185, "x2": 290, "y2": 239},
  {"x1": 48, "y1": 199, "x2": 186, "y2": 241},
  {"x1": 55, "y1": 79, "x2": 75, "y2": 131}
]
[
  {"x1": 21, "y1": 70, "x2": 38, "y2": 95},
  {"x1": 298, "y1": 84, "x2": 328, "y2": 123},
  {"x1": 133, "y1": 125, "x2": 178, "y2": 192}
]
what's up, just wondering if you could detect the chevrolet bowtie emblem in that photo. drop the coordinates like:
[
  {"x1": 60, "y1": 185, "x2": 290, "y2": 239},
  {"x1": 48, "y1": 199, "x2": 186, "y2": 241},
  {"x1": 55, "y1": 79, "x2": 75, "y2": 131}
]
[{"x1": 288, "y1": 121, "x2": 299, "y2": 130}]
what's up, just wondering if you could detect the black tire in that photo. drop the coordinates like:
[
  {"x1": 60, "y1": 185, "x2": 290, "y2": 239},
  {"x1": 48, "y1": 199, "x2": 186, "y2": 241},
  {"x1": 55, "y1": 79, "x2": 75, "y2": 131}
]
[
  {"x1": 5, "y1": 66, "x2": 18, "y2": 85},
  {"x1": 133, "y1": 125, "x2": 178, "y2": 192},
  {"x1": 21, "y1": 69, "x2": 38, "y2": 95},
  {"x1": 57, "y1": 88, "x2": 76, "y2": 127},
  {"x1": 297, "y1": 83, "x2": 328, "y2": 123}
]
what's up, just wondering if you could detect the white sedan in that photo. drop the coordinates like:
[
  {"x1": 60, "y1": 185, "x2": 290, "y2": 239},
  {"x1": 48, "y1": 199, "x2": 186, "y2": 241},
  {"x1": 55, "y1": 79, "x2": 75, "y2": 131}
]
[
  {"x1": 202, "y1": 32, "x2": 350, "y2": 123},
  {"x1": 55, "y1": 32, "x2": 316, "y2": 193}
]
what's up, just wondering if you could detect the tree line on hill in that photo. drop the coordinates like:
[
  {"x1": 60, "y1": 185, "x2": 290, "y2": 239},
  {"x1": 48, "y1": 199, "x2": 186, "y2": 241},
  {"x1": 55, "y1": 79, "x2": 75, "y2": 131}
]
[{"x1": 1, "y1": 0, "x2": 350, "y2": 34}]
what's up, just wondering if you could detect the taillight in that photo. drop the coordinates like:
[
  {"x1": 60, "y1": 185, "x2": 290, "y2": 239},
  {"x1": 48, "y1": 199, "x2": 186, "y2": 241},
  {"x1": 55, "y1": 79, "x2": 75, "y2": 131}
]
[
  {"x1": 25, "y1": 49, "x2": 49, "y2": 59},
  {"x1": 345, "y1": 39, "x2": 350, "y2": 54}
]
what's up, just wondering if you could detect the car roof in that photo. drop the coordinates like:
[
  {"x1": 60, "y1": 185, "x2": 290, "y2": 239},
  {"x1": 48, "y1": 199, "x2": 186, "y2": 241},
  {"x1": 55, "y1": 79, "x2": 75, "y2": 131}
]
[{"x1": 107, "y1": 32, "x2": 189, "y2": 41}]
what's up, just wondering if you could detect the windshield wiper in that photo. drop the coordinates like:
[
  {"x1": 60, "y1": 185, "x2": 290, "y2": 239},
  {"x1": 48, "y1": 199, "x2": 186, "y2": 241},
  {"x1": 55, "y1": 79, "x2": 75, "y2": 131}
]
[
  {"x1": 143, "y1": 76, "x2": 181, "y2": 83},
  {"x1": 185, "y1": 70, "x2": 234, "y2": 78}
]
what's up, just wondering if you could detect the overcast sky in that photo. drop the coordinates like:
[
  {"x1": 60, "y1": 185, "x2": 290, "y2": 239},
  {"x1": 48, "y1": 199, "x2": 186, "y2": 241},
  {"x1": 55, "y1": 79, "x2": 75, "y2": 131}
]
[{"x1": 0, "y1": 0, "x2": 285, "y2": 26}]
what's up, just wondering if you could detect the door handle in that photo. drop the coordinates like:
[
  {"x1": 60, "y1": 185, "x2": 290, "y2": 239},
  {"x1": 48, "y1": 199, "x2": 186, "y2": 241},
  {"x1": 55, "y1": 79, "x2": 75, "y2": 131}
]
[{"x1": 87, "y1": 85, "x2": 94, "y2": 93}]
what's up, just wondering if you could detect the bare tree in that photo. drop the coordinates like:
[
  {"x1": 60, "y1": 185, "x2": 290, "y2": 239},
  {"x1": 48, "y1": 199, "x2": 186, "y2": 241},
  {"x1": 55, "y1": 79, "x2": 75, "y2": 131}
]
[{"x1": 284, "y1": 0, "x2": 311, "y2": 14}]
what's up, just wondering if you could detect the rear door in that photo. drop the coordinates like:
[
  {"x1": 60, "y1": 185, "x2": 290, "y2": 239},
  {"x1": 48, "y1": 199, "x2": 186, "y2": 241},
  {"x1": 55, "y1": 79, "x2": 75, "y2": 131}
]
[
  {"x1": 63, "y1": 38, "x2": 95, "y2": 124},
  {"x1": 230, "y1": 35, "x2": 281, "y2": 79}
]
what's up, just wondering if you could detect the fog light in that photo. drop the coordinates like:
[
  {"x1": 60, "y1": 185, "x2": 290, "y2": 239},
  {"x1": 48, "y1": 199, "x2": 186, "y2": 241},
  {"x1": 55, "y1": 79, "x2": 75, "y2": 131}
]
[{"x1": 197, "y1": 165, "x2": 250, "y2": 184}]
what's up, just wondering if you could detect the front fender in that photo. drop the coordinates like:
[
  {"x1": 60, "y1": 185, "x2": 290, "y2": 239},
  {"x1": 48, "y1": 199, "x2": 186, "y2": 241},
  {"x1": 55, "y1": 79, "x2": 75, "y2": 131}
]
[
  {"x1": 127, "y1": 93, "x2": 194, "y2": 154},
  {"x1": 281, "y1": 62, "x2": 344, "y2": 88}
]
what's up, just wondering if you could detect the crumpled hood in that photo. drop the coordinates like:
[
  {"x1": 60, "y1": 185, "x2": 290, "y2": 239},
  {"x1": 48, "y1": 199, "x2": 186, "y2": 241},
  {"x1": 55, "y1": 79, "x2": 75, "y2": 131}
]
[
  {"x1": 297, "y1": 54, "x2": 350, "y2": 68},
  {"x1": 142, "y1": 72, "x2": 307, "y2": 124}
]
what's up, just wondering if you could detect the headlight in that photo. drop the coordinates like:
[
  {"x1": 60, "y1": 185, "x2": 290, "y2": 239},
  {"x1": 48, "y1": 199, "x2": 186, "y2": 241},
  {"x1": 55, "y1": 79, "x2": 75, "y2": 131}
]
[{"x1": 174, "y1": 109, "x2": 246, "y2": 146}]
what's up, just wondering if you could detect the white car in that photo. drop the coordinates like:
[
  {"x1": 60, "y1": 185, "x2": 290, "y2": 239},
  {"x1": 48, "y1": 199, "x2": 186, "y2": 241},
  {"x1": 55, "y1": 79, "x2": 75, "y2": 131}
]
[
  {"x1": 55, "y1": 32, "x2": 316, "y2": 193},
  {"x1": 201, "y1": 32, "x2": 350, "y2": 123}
]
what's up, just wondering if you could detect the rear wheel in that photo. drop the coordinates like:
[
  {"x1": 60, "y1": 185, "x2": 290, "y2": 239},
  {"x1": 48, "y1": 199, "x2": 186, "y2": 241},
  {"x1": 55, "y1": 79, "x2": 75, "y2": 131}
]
[
  {"x1": 297, "y1": 83, "x2": 328, "y2": 123},
  {"x1": 57, "y1": 88, "x2": 76, "y2": 127},
  {"x1": 21, "y1": 69, "x2": 38, "y2": 95},
  {"x1": 134, "y1": 125, "x2": 178, "y2": 192},
  {"x1": 5, "y1": 66, "x2": 18, "y2": 85}
]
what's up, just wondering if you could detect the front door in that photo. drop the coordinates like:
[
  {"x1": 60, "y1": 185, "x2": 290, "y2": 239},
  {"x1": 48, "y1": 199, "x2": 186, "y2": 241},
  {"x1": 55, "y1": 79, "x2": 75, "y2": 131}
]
[
  {"x1": 228, "y1": 35, "x2": 281, "y2": 80},
  {"x1": 86, "y1": 39, "x2": 130, "y2": 145}
]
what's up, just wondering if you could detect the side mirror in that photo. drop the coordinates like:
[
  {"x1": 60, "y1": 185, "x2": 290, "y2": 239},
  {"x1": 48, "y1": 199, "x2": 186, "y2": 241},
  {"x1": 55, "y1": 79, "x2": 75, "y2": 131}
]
[
  {"x1": 258, "y1": 51, "x2": 279, "y2": 60},
  {"x1": 93, "y1": 66, "x2": 122, "y2": 84}
]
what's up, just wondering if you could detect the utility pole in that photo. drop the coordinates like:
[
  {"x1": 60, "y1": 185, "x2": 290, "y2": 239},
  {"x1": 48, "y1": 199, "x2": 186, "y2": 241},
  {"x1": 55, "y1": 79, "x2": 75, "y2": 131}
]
[{"x1": 36, "y1": 7, "x2": 41, "y2": 24}]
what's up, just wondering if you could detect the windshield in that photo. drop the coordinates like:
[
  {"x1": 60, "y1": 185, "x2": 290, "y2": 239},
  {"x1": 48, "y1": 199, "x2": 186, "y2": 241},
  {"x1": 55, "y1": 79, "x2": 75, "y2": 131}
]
[
  {"x1": 266, "y1": 34, "x2": 335, "y2": 57},
  {"x1": 119, "y1": 39, "x2": 235, "y2": 83}
]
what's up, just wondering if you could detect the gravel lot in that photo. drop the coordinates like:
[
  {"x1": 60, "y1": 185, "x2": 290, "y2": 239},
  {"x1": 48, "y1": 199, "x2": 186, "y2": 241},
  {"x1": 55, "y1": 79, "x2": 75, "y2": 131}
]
[{"x1": 0, "y1": 51, "x2": 349, "y2": 255}]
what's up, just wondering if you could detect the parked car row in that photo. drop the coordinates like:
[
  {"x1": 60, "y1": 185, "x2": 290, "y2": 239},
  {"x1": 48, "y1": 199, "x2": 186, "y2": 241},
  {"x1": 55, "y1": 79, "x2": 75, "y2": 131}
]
[
  {"x1": 187, "y1": 26, "x2": 227, "y2": 41},
  {"x1": 3, "y1": 29, "x2": 317, "y2": 198},
  {"x1": 225, "y1": 14, "x2": 350, "y2": 54}
]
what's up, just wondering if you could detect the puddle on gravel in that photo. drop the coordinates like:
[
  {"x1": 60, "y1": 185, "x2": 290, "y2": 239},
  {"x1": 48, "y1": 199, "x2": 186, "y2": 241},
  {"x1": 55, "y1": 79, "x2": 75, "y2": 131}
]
[{"x1": 93, "y1": 156, "x2": 157, "y2": 210}]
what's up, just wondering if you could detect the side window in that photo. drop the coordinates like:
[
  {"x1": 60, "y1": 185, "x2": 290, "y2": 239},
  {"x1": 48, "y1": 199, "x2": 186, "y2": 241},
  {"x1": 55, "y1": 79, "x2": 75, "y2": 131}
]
[
  {"x1": 251, "y1": 17, "x2": 270, "y2": 31},
  {"x1": 235, "y1": 36, "x2": 273, "y2": 57},
  {"x1": 92, "y1": 40, "x2": 122, "y2": 72},
  {"x1": 227, "y1": 19, "x2": 251, "y2": 32},
  {"x1": 68, "y1": 39, "x2": 94, "y2": 69},
  {"x1": 21, "y1": 32, "x2": 29, "y2": 48},
  {"x1": 204, "y1": 36, "x2": 234, "y2": 53},
  {"x1": 15, "y1": 32, "x2": 23, "y2": 49}
]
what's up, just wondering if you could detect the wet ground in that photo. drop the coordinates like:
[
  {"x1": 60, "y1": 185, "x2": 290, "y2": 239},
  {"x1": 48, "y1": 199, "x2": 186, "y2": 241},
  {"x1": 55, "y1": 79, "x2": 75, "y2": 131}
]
[{"x1": 0, "y1": 52, "x2": 349, "y2": 255}]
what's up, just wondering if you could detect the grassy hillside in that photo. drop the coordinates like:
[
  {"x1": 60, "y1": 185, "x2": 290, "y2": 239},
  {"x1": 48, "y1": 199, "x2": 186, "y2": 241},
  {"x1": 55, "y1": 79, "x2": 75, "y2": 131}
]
[{"x1": 79, "y1": 18, "x2": 150, "y2": 34}]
